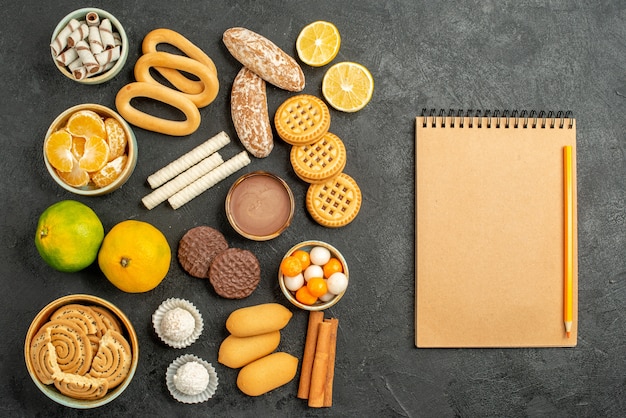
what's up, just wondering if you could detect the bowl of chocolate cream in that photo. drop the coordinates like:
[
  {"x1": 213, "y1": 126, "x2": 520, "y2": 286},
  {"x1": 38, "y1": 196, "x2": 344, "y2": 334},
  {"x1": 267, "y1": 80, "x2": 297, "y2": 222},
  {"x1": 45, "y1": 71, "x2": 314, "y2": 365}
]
[{"x1": 225, "y1": 171, "x2": 295, "y2": 241}]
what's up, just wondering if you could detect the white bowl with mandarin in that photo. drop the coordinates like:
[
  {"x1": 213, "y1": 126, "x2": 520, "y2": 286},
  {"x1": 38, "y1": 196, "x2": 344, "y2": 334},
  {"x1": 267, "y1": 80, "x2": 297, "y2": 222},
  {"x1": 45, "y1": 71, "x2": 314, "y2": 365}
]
[
  {"x1": 51, "y1": 8, "x2": 128, "y2": 84},
  {"x1": 278, "y1": 240, "x2": 349, "y2": 311},
  {"x1": 24, "y1": 294, "x2": 139, "y2": 409},
  {"x1": 43, "y1": 103, "x2": 137, "y2": 196}
]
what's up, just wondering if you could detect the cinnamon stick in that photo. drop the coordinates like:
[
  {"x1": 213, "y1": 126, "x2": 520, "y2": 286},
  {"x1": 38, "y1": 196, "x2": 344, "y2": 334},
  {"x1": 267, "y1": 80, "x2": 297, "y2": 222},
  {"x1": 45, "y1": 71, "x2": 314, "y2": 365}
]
[
  {"x1": 308, "y1": 321, "x2": 332, "y2": 408},
  {"x1": 297, "y1": 311, "x2": 324, "y2": 399},
  {"x1": 323, "y1": 318, "x2": 339, "y2": 407}
]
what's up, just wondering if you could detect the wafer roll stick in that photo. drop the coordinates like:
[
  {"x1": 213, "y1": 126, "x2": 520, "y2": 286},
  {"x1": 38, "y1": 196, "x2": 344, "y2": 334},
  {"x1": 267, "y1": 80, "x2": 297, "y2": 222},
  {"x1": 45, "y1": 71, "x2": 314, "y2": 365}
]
[
  {"x1": 86, "y1": 11, "x2": 100, "y2": 27},
  {"x1": 99, "y1": 18, "x2": 115, "y2": 50},
  {"x1": 95, "y1": 46, "x2": 120, "y2": 66},
  {"x1": 67, "y1": 23, "x2": 89, "y2": 48},
  {"x1": 74, "y1": 40, "x2": 99, "y2": 73},
  {"x1": 56, "y1": 47, "x2": 79, "y2": 66},
  {"x1": 308, "y1": 321, "x2": 332, "y2": 408},
  {"x1": 147, "y1": 131, "x2": 230, "y2": 188},
  {"x1": 51, "y1": 18, "x2": 81, "y2": 56},
  {"x1": 142, "y1": 152, "x2": 224, "y2": 210},
  {"x1": 323, "y1": 318, "x2": 339, "y2": 407},
  {"x1": 168, "y1": 151, "x2": 251, "y2": 209},
  {"x1": 88, "y1": 25, "x2": 104, "y2": 54},
  {"x1": 297, "y1": 311, "x2": 324, "y2": 399}
]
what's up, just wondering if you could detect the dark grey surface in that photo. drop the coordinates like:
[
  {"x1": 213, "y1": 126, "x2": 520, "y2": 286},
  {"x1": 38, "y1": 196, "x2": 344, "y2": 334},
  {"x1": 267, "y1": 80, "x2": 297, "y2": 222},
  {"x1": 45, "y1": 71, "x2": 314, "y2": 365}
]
[{"x1": 1, "y1": 1, "x2": 624, "y2": 417}]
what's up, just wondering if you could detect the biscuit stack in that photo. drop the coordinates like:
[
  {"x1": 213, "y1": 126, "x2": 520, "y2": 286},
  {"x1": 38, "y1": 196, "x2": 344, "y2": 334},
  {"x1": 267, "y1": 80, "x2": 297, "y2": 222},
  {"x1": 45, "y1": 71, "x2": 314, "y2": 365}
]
[{"x1": 274, "y1": 94, "x2": 362, "y2": 228}]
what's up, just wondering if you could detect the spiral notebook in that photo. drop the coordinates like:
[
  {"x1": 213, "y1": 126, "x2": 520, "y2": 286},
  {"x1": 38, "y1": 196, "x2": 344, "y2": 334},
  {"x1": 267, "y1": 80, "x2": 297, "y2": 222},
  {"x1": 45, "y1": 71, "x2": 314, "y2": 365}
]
[{"x1": 415, "y1": 110, "x2": 578, "y2": 348}]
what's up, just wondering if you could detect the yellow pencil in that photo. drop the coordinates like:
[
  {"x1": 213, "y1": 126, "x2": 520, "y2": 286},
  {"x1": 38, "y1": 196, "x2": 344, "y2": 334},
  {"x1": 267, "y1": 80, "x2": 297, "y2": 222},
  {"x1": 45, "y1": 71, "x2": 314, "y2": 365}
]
[{"x1": 563, "y1": 146, "x2": 574, "y2": 338}]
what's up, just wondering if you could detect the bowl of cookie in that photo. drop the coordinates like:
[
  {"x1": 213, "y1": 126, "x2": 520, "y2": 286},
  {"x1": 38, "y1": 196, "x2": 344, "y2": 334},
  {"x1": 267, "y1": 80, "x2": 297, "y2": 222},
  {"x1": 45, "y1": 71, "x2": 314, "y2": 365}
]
[
  {"x1": 43, "y1": 103, "x2": 138, "y2": 196},
  {"x1": 278, "y1": 240, "x2": 349, "y2": 311},
  {"x1": 50, "y1": 8, "x2": 128, "y2": 84},
  {"x1": 24, "y1": 294, "x2": 139, "y2": 408}
]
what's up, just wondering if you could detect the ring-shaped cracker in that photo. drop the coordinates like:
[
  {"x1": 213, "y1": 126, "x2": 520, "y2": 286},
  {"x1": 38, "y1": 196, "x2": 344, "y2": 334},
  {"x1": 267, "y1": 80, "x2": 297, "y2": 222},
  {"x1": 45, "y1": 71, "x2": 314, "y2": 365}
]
[
  {"x1": 134, "y1": 52, "x2": 219, "y2": 108},
  {"x1": 115, "y1": 81, "x2": 201, "y2": 136},
  {"x1": 142, "y1": 28, "x2": 218, "y2": 95}
]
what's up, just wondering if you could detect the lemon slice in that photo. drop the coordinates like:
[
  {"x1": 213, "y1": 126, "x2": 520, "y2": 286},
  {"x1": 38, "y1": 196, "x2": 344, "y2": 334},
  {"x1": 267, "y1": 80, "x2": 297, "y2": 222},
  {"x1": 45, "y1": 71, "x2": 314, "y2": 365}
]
[
  {"x1": 296, "y1": 21, "x2": 341, "y2": 67},
  {"x1": 322, "y1": 61, "x2": 374, "y2": 112}
]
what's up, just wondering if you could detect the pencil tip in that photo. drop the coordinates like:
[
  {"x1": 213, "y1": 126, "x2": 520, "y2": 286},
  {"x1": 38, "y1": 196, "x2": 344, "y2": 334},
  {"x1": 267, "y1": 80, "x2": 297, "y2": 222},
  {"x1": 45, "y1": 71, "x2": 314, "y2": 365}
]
[{"x1": 566, "y1": 331, "x2": 571, "y2": 338}]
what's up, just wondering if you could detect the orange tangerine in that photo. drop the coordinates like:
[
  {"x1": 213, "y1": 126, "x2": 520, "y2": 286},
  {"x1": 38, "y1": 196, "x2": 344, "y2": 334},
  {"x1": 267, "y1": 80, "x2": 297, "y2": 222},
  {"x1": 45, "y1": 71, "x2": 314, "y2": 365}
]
[
  {"x1": 56, "y1": 156, "x2": 90, "y2": 187},
  {"x1": 295, "y1": 285, "x2": 318, "y2": 305},
  {"x1": 280, "y1": 256, "x2": 303, "y2": 277},
  {"x1": 45, "y1": 129, "x2": 74, "y2": 172},
  {"x1": 78, "y1": 136, "x2": 109, "y2": 172},
  {"x1": 323, "y1": 257, "x2": 343, "y2": 278},
  {"x1": 104, "y1": 117, "x2": 127, "y2": 161},
  {"x1": 291, "y1": 250, "x2": 311, "y2": 270},
  {"x1": 307, "y1": 277, "x2": 328, "y2": 297},
  {"x1": 90, "y1": 155, "x2": 127, "y2": 188},
  {"x1": 66, "y1": 110, "x2": 106, "y2": 139}
]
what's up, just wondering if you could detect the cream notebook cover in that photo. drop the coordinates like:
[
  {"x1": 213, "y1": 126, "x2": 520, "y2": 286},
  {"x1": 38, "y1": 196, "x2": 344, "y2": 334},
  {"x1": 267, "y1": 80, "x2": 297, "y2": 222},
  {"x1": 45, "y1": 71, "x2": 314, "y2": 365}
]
[{"x1": 415, "y1": 110, "x2": 578, "y2": 348}]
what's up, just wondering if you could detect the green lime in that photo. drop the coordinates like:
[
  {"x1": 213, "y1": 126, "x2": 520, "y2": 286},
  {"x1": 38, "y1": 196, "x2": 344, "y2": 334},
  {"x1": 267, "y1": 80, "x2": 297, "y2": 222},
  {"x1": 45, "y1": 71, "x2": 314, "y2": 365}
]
[{"x1": 34, "y1": 200, "x2": 104, "y2": 272}]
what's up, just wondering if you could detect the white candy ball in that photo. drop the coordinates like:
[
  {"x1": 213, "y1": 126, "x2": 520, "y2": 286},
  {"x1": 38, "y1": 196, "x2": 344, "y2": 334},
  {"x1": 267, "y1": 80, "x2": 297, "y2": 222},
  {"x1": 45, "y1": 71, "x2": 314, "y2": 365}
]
[
  {"x1": 318, "y1": 291, "x2": 336, "y2": 302},
  {"x1": 303, "y1": 264, "x2": 324, "y2": 282},
  {"x1": 327, "y1": 272, "x2": 348, "y2": 295},
  {"x1": 283, "y1": 273, "x2": 304, "y2": 291},
  {"x1": 309, "y1": 246, "x2": 331, "y2": 266}
]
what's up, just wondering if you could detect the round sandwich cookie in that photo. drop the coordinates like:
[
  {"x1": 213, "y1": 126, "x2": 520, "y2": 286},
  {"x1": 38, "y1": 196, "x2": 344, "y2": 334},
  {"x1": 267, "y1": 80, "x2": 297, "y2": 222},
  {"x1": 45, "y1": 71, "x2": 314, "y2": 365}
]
[
  {"x1": 178, "y1": 226, "x2": 229, "y2": 278},
  {"x1": 274, "y1": 94, "x2": 330, "y2": 146},
  {"x1": 209, "y1": 248, "x2": 261, "y2": 299},
  {"x1": 290, "y1": 132, "x2": 347, "y2": 184},
  {"x1": 306, "y1": 172, "x2": 362, "y2": 228}
]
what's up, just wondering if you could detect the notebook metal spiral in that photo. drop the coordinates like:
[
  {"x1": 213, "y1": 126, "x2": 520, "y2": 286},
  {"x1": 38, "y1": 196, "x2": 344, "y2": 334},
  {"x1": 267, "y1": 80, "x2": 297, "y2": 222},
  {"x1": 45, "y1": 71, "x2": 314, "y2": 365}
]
[{"x1": 420, "y1": 108, "x2": 574, "y2": 129}]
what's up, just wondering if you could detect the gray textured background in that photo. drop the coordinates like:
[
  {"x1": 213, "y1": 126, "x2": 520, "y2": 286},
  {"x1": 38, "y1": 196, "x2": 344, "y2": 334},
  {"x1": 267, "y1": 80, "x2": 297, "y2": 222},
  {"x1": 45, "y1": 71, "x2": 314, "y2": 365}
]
[{"x1": 1, "y1": 1, "x2": 624, "y2": 417}]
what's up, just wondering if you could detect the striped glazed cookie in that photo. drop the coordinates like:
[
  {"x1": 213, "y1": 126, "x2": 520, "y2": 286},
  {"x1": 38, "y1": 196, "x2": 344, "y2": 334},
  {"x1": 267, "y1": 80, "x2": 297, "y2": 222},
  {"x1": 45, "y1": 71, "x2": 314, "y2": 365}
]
[
  {"x1": 306, "y1": 173, "x2": 362, "y2": 228},
  {"x1": 290, "y1": 132, "x2": 346, "y2": 183},
  {"x1": 274, "y1": 94, "x2": 330, "y2": 145}
]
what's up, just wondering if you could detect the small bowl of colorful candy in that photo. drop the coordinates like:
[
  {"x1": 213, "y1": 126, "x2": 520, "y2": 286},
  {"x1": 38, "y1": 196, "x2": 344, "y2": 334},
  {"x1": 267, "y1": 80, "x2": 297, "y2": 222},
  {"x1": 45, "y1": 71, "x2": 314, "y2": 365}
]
[{"x1": 278, "y1": 240, "x2": 349, "y2": 311}]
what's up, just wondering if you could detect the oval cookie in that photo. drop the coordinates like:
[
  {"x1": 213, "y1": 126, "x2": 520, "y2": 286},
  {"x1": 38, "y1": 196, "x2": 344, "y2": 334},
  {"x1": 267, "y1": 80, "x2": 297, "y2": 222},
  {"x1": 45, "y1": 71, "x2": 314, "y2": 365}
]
[
  {"x1": 223, "y1": 27, "x2": 305, "y2": 92},
  {"x1": 178, "y1": 226, "x2": 229, "y2": 279}
]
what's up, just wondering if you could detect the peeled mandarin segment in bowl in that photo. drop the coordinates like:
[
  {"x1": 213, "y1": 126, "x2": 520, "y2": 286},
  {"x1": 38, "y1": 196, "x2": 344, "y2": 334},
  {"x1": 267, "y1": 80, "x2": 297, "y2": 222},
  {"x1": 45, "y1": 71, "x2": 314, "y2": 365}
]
[
  {"x1": 45, "y1": 129, "x2": 74, "y2": 172},
  {"x1": 322, "y1": 61, "x2": 374, "y2": 113},
  {"x1": 70, "y1": 136, "x2": 86, "y2": 160},
  {"x1": 79, "y1": 136, "x2": 109, "y2": 172},
  {"x1": 296, "y1": 21, "x2": 341, "y2": 67},
  {"x1": 90, "y1": 155, "x2": 127, "y2": 188},
  {"x1": 56, "y1": 155, "x2": 90, "y2": 187},
  {"x1": 66, "y1": 110, "x2": 107, "y2": 139},
  {"x1": 104, "y1": 118, "x2": 127, "y2": 161}
]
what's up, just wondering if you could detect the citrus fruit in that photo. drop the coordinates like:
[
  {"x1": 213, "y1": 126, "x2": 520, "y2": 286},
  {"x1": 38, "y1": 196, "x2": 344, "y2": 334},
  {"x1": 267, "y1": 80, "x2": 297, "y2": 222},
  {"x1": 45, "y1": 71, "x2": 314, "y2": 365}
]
[
  {"x1": 104, "y1": 118, "x2": 127, "y2": 161},
  {"x1": 45, "y1": 129, "x2": 74, "y2": 172},
  {"x1": 34, "y1": 200, "x2": 104, "y2": 272},
  {"x1": 296, "y1": 21, "x2": 341, "y2": 67},
  {"x1": 78, "y1": 135, "x2": 109, "y2": 172},
  {"x1": 66, "y1": 109, "x2": 106, "y2": 139},
  {"x1": 98, "y1": 220, "x2": 171, "y2": 293},
  {"x1": 56, "y1": 156, "x2": 90, "y2": 187},
  {"x1": 90, "y1": 155, "x2": 127, "y2": 188},
  {"x1": 322, "y1": 61, "x2": 374, "y2": 112}
]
